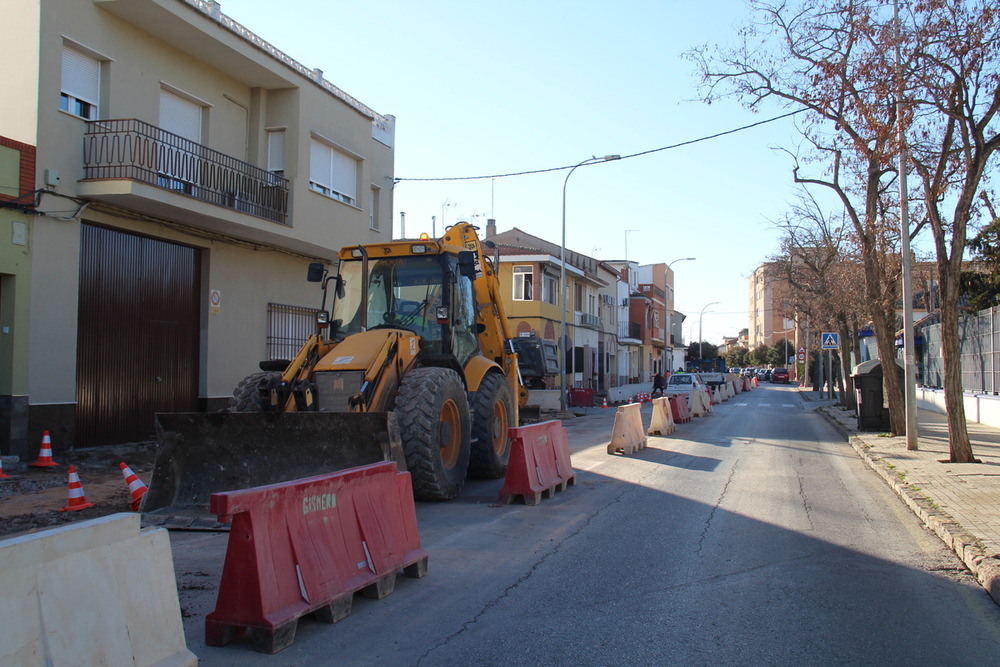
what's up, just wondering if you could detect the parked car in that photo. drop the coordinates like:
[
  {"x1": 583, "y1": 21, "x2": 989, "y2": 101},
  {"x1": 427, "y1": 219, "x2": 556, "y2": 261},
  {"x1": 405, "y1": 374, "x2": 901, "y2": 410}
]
[
  {"x1": 662, "y1": 373, "x2": 705, "y2": 396},
  {"x1": 758, "y1": 369, "x2": 772, "y2": 381},
  {"x1": 771, "y1": 368, "x2": 790, "y2": 383}
]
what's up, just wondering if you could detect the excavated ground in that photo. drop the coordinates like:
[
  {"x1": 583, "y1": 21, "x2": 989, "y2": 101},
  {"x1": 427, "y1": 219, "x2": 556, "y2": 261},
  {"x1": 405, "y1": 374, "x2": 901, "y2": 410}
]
[{"x1": 0, "y1": 443, "x2": 157, "y2": 539}]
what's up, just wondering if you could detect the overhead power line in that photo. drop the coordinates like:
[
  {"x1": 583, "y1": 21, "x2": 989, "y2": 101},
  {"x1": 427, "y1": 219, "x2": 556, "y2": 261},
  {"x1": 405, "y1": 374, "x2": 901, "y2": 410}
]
[{"x1": 394, "y1": 109, "x2": 805, "y2": 183}]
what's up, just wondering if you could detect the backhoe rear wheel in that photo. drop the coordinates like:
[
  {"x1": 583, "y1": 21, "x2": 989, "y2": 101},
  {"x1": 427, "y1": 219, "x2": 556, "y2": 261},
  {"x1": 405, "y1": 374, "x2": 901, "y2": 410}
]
[
  {"x1": 394, "y1": 367, "x2": 471, "y2": 500},
  {"x1": 468, "y1": 373, "x2": 513, "y2": 479},
  {"x1": 227, "y1": 371, "x2": 279, "y2": 412}
]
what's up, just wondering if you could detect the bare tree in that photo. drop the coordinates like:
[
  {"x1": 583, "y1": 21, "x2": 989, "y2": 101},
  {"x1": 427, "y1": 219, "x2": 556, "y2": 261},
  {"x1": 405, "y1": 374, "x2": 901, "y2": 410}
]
[
  {"x1": 687, "y1": 0, "x2": 908, "y2": 432},
  {"x1": 901, "y1": 0, "x2": 1000, "y2": 462},
  {"x1": 771, "y1": 189, "x2": 869, "y2": 408}
]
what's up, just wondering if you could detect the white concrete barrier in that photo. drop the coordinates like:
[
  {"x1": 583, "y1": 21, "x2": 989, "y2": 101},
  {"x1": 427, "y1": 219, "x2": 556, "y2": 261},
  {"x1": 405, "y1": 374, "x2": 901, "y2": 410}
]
[
  {"x1": 0, "y1": 513, "x2": 196, "y2": 667},
  {"x1": 608, "y1": 403, "x2": 647, "y2": 455},
  {"x1": 648, "y1": 397, "x2": 676, "y2": 436},
  {"x1": 689, "y1": 389, "x2": 712, "y2": 417}
]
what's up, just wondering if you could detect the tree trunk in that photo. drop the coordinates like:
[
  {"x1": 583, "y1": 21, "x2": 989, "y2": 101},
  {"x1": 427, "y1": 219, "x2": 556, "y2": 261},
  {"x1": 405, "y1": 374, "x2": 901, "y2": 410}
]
[
  {"x1": 938, "y1": 267, "x2": 975, "y2": 462},
  {"x1": 870, "y1": 309, "x2": 905, "y2": 434}
]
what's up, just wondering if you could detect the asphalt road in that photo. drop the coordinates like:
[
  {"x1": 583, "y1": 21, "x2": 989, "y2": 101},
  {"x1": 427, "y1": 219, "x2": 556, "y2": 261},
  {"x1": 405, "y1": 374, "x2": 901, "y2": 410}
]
[{"x1": 173, "y1": 384, "x2": 1000, "y2": 665}]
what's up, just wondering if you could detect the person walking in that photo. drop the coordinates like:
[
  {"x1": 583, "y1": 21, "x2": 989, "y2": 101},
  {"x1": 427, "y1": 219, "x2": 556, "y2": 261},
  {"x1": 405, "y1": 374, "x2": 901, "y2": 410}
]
[{"x1": 651, "y1": 371, "x2": 665, "y2": 399}]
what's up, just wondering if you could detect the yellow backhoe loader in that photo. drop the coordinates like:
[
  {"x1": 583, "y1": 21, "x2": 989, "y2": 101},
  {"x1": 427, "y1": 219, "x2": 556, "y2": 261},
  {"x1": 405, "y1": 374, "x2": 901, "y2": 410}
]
[{"x1": 143, "y1": 223, "x2": 528, "y2": 528}]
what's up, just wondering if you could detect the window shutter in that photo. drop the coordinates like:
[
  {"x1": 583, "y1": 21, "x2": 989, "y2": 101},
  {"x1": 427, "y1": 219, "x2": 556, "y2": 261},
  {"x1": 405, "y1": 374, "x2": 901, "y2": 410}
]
[
  {"x1": 159, "y1": 89, "x2": 202, "y2": 143},
  {"x1": 267, "y1": 130, "x2": 285, "y2": 173},
  {"x1": 62, "y1": 47, "x2": 100, "y2": 105},
  {"x1": 329, "y1": 150, "x2": 356, "y2": 201},
  {"x1": 310, "y1": 139, "x2": 332, "y2": 189}
]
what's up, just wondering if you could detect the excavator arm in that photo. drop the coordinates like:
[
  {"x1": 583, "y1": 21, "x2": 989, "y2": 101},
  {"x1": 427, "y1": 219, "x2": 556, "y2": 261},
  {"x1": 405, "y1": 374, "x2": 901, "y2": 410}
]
[{"x1": 440, "y1": 222, "x2": 528, "y2": 410}]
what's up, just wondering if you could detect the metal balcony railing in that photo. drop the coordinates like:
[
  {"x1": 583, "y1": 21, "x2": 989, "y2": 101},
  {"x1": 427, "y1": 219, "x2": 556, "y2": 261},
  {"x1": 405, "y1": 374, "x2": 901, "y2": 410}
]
[
  {"x1": 83, "y1": 119, "x2": 289, "y2": 224},
  {"x1": 579, "y1": 313, "x2": 602, "y2": 329}
]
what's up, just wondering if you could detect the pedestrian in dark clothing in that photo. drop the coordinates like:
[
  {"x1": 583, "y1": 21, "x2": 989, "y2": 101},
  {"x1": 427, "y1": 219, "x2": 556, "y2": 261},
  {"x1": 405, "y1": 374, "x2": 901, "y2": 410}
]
[{"x1": 652, "y1": 372, "x2": 664, "y2": 398}]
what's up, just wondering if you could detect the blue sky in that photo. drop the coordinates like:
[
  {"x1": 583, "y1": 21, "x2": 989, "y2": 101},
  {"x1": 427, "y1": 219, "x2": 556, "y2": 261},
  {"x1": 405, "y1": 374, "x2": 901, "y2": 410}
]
[{"x1": 223, "y1": 0, "x2": 807, "y2": 343}]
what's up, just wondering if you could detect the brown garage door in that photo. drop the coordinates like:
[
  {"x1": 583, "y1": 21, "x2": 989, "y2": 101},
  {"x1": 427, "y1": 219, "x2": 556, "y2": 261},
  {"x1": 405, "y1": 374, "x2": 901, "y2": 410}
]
[{"x1": 76, "y1": 223, "x2": 200, "y2": 446}]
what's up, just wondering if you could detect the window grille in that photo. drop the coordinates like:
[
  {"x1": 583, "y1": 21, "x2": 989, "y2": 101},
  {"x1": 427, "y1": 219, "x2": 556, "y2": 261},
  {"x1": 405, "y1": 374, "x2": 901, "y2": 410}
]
[{"x1": 267, "y1": 303, "x2": 314, "y2": 360}]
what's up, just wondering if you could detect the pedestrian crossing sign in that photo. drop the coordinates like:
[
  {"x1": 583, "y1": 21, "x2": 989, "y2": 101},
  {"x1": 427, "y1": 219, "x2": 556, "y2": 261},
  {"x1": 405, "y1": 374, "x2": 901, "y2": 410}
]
[{"x1": 821, "y1": 332, "x2": 839, "y2": 349}]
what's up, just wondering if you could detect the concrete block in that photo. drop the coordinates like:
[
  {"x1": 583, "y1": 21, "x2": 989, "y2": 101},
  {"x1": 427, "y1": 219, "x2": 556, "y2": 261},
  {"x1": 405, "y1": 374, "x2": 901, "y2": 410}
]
[{"x1": 0, "y1": 513, "x2": 196, "y2": 667}]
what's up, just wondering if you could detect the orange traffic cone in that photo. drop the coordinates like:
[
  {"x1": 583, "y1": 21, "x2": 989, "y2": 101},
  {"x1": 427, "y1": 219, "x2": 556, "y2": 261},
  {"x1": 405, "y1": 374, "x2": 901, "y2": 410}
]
[
  {"x1": 29, "y1": 430, "x2": 59, "y2": 467},
  {"x1": 602, "y1": 396, "x2": 609, "y2": 409},
  {"x1": 119, "y1": 462, "x2": 148, "y2": 511},
  {"x1": 59, "y1": 465, "x2": 95, "y2": 512}
]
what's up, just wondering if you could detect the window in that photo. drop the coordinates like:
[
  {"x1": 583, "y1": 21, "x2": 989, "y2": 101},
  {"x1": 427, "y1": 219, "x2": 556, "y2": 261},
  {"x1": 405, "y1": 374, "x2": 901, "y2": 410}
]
[
  {"x1": 541, "y1": 272, "x2": 557, "y2": 305},
  {"x1": 512, "y1": 265, "x2": 533, "y2": 301},
  {"x1": 309, "y1": 138, "x2": 357, "y2": 205},
  {"x1": 267, "y1": 129, "x2": 285, "y2": 176},
  {"x1": 60, "y1": 46, "x2": 100, "y2": 120},
  {"x1": 370, "y1": 186, "x2": 380, "y2": 230}
]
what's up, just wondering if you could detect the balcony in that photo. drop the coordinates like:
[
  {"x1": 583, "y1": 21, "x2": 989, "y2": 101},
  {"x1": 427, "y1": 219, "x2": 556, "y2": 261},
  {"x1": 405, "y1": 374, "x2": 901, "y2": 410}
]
[
  {"x1": 579, "y1": 313, "x2": 602, "y2": 329},
  {"x1": 82, "y1": 119, "x2": 288, "y2": 224}
]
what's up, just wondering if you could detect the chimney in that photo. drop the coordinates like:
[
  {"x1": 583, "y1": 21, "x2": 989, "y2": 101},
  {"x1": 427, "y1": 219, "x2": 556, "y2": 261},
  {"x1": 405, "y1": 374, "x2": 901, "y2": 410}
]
[{"x1": 486, "y1": 218, "x2": 497, "y2": 238}]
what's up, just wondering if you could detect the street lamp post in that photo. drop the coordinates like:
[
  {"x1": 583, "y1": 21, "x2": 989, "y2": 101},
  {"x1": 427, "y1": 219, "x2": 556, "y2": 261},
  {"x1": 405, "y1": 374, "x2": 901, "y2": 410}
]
[
  {"x1": 667, "y1": 258, "x2": 694, "y2": 372},
  {"x1": 697, "y1": 301, "x2": 720, "y2": 363},
  {"x1": 560, "y1": 155, "x2": 621, "y2": 413}
]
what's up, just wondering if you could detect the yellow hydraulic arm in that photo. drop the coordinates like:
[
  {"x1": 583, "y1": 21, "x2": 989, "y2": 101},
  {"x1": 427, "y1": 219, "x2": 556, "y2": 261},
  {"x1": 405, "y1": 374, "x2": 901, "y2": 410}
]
[{"x1": 441, "y1": 222, "x2": 528, "y2": 409}]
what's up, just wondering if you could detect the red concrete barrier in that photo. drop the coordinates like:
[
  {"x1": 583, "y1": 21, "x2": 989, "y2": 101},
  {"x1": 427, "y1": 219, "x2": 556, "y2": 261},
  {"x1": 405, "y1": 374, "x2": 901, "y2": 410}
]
[
  {"x1": 204, "y1": 462, "x2": 428, "y2": 654},
  {"x1": 499, "y1": 420, "x2": 576, "y2": 505},
  {"x1": 670, "y1": 395, "x2": 692, "y2": 423}
]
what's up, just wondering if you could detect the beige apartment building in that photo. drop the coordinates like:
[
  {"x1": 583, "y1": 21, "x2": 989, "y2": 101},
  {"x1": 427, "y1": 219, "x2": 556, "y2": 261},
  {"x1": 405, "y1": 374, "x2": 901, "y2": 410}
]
[
  {"x1": 1, "y1": 0, "x2": 394, "y2": 455},
  {"x1": 748, "y1": 262, "x2": 795, "y2": 351}
]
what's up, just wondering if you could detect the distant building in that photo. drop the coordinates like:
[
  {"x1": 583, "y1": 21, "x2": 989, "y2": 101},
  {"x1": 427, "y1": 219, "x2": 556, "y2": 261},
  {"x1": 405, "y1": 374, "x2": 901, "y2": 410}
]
[{"x1": 748, "y1": 262, "x2": 795, "y2": 349}]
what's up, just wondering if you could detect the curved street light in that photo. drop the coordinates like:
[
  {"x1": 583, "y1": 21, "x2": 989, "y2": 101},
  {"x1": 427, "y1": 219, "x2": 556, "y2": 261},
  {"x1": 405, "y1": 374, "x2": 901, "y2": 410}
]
[
  {"x1": 669, "y1": 257, "x2": 696, "y2": 267},
  {"x1": 560, "y1": 154, "x2": 621, "y2": 413}
]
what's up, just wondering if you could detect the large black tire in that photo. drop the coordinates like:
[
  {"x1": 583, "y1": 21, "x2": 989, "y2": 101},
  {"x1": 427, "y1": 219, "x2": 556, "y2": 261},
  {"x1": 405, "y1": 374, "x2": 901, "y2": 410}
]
[
  {"x1": 227, "y1": 371, "x2": 279, "y2": 412},
  {"x1": 468, "y1": 373, "x2": 513, "y2": 479},
  {"x1": 395, "y1": 367, "x2": 471, "y2": 500}
]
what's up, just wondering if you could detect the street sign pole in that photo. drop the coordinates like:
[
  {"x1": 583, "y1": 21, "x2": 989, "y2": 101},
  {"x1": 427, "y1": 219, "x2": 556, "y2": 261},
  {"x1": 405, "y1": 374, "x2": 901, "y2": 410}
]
[
  {"x1": 820, "y1": 332, "x2": 840, "y2": 400},
  {"x1": 828, "y1": 349, "x2": 834, "y2": 400}
]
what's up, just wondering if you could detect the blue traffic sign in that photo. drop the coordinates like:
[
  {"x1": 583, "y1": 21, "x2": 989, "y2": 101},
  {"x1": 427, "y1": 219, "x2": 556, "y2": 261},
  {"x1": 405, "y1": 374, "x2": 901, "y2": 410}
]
[{"x1": 821, "y1": 332, "x2": 840, "y2": 349}]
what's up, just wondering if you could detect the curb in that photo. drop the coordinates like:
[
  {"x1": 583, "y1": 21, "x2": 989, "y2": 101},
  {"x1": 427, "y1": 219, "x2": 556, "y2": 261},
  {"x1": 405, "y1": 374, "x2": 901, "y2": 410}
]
[{"x1": 815, "y1": 406, "x2": 1000, "y2": 607}]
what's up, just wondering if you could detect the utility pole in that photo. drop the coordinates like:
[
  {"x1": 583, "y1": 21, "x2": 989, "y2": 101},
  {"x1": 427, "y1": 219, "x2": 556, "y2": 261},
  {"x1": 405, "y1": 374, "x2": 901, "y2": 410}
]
[{"x1": 895, "y1": 0, "x2": 919, "y2": 450}]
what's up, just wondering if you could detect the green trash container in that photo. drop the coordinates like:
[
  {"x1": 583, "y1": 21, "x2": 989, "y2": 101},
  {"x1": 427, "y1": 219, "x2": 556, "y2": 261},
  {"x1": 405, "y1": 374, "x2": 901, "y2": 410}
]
[{"x1": 851, "y1": 359, "x2": 903, "y2": 431}]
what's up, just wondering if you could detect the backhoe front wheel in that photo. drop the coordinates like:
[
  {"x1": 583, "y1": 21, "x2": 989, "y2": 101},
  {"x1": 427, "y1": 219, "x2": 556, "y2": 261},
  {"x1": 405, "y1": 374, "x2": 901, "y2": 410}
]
[
  {"x1": 227, "y1": 371, "x2": 279, "y2": 412},
  {"x1": 468, "y1": 373, "x2": 513, "y2": 479},
  {"x1": 395, "y1": 367, "x2": 471, "y2": 500}
]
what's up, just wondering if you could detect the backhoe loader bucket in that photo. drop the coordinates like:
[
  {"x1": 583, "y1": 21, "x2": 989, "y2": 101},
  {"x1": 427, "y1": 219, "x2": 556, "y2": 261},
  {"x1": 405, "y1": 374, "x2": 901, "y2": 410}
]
[{"x1": 142, "y1": 411, "x2": 404, "y2": 530}]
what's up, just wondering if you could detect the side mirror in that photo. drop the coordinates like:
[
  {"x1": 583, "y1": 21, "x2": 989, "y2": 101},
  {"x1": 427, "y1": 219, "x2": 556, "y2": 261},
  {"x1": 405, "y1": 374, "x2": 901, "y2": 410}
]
[
  {"x1": 307, "y1": 262, "x2": 325, "y2": 283},
  {"x1": 458, "y1": 250, "x2": 479, "y2": 278}
]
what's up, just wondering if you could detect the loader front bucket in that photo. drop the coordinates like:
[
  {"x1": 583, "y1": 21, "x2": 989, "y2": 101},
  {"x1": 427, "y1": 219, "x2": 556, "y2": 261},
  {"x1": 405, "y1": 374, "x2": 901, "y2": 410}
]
[{"x1": 142, "y1": 411, "x2": 404, "y2": 530}]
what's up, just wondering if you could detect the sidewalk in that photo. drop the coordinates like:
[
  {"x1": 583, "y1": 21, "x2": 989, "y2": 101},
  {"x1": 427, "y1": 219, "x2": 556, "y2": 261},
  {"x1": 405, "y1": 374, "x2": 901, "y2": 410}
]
[{"x1": 804, "y1": 389, "x2": 1000, "y2": 605}]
